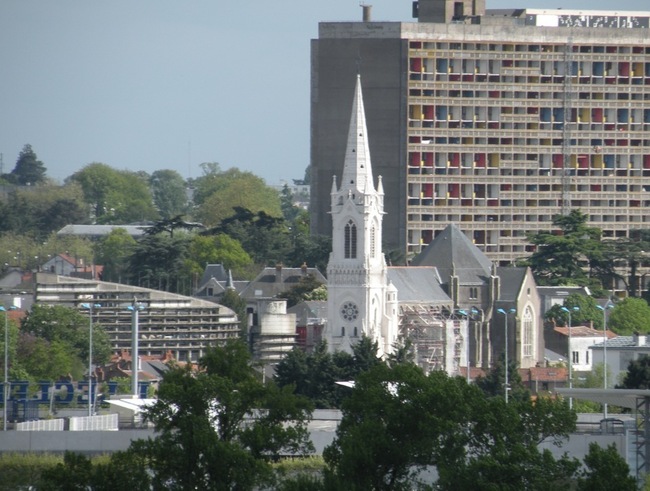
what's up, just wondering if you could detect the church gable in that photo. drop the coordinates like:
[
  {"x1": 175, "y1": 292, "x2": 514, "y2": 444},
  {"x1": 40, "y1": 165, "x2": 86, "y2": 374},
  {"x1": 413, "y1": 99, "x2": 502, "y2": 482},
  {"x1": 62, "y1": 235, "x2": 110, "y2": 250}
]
[{"x1": 411, "y1": 224, "x2": 492, "y2": 285}]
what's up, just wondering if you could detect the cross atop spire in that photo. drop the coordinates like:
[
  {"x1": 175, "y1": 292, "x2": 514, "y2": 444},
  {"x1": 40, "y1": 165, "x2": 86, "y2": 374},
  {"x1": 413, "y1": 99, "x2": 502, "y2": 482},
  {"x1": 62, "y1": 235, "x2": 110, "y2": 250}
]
[{"x1": 340, "y1": 75, "x2": 375, "y2": 195}]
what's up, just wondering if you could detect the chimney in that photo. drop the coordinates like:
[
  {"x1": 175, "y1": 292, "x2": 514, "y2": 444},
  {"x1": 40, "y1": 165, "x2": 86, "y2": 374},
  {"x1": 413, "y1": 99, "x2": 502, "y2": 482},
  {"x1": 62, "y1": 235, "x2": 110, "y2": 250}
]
[
  {"x1": 361, "y1": 4, "x2": 372, "y2": 22},
  {"x1": 275, "y1": 263, "x2": 283, "y2": 282},
  {"x1": 301, "y1": 262, "x2": 308, "y2": 275},
  {"x1": 634, "y1": 331, "x2": 647, "y2": 347}
]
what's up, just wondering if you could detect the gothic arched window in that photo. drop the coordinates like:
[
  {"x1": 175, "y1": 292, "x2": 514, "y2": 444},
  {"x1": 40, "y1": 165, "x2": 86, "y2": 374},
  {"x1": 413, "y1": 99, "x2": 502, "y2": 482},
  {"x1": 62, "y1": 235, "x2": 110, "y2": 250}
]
[
  {"x1": 522, "y1": 305, "x2": 534, "y2": 358},
  {"x1": 344, "y1": 220, "x2": 357, "y2": 259}
]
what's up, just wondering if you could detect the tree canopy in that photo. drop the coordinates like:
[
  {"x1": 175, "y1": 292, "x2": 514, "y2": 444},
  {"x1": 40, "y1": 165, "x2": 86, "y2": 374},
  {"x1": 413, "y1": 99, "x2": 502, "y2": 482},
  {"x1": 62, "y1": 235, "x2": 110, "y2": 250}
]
[
  {"x1": 17, "y1": 305, "x2": 110, "y2": 381},
  {"x1": 323, "y1": 361, "x2": 579, "y2": 491},
  {"x1": 193, "y1": 167, "x2": 282, "y2": 228},
  {"x1": 132, "y1": 340, "x2": 314, "y2": 490},
  {"x1": 68, "y1": 163, "x2": 158, "y2": 224},
  {"x1": 149, "y1": 169, "x2": 188, "y2": 219},
  {"x1": 523, "y1": 210, "x2": 604, "y2": 288},
  {"x1": 6, "y1": 144, "x2": 47, "y2": 185},
  {"x1": 607, "y1": 297, "x2": 650, "y2": 335}
]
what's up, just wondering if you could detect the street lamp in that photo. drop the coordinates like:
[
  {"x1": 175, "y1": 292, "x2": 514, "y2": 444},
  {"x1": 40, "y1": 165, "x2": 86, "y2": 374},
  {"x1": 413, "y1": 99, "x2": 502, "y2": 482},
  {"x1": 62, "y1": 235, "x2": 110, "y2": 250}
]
[
  {"x1": 497, "y1": 308, "x2": 516, "y2": 403},
  {"x1": 81, "y1": 302, "x2": 101, "y2": 417},
  {"x1": 127, "y1": 299, "x2": 145, "y2": 399},
  {"x1": 560, "y1": 305, "x2": 580, "y2": 409},
  {"x1": 597, "y1": 301, "x2": 615, "y2": 418},
  {"x1": 1, "y1": 305, "x2": 16, "y2": 431}
]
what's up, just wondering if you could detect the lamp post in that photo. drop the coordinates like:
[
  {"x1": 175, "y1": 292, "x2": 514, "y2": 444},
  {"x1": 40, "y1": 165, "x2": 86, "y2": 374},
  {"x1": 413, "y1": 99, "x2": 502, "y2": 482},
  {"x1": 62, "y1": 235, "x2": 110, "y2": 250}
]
[
  {"x1": 1, "y1": 305, "x2": 16, "y2": 431},
  {"x1": 127, "y1": 298, "x2": 144, "y2": 399},
  {"x1": 81, "y1": 302, "x2": 101, "y2": 417},
  {"x1": 560, "y1": 306, "x2": 579, "y2": 409},
  {"x1": 497, "y1": 308, "x2": 516, "y2": 403},
  {"x1": 597, "y1": 301, "x2": 614, "y2": 418}
]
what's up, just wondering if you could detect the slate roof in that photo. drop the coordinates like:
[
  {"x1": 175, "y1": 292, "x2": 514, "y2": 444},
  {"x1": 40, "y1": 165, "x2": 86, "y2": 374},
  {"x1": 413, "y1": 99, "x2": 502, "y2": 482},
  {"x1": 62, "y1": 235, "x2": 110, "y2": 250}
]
[
  {"x1": 496, "y1": 266, "x2": 528, "y2": 303},
  {"x1": 591, "y1": 336, "x2": 650, "y2": 350},
  {"x1": 199, "y1": 264, "x2": 229, "y2": 285},
  {"x1": 240, "y1": 266, "x2": 326, "y2": 300},
  {"x1": 387, "y1": 267, "x2": 451, "y2": 305},
  {"x1": 537, "y1": 286, "x2": 591, "y2": 297},
  {"x1": 410, "y1": 224, "x2": 492, "y2": 286}
]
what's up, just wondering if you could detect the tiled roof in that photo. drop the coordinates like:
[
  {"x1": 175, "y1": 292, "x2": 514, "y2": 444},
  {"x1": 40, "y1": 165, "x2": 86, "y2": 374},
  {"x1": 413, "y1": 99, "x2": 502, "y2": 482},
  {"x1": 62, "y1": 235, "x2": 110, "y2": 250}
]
[{"x1": 554, "y1": 326, "x2": 616, "y2": 338}]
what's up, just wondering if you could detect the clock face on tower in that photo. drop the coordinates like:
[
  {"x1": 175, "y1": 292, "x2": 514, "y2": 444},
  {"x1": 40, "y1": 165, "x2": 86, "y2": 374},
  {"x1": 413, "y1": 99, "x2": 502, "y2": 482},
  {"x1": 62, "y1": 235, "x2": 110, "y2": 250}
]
[{"x1": 340, "y1": 301, "x2": 359, "y2": 321}]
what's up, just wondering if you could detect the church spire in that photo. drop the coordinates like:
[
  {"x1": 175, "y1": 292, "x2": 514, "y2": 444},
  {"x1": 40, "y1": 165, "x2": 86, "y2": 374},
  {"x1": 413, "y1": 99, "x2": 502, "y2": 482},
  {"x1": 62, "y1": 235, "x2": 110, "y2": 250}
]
[{"x1": 340, "y1": 75, "x2": 375, "y2": 194}]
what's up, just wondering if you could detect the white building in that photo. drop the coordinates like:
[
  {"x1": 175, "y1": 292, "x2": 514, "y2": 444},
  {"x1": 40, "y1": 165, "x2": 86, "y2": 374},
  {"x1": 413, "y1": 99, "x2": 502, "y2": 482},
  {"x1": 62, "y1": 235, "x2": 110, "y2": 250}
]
[
  {"x1": 591, "y1": 333, "x2": 650, "y2": 387},
  {"x1": 326, "y1": 75, "x2": 400, "y2": 357}
]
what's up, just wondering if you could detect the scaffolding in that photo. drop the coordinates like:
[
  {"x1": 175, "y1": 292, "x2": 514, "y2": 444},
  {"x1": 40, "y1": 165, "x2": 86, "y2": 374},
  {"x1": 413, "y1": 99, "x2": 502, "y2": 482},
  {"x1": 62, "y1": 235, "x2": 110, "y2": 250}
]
[{"x1": 399, "y1": 304, "x2": 466, "y2": 375}]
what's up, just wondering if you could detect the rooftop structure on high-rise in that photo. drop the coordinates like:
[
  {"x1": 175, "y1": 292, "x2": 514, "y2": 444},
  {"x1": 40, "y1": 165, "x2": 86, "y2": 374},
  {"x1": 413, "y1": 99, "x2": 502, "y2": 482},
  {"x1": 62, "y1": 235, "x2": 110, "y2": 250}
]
[{"x1": 310, "y1": 1, "x2": 650, "y2": 283}]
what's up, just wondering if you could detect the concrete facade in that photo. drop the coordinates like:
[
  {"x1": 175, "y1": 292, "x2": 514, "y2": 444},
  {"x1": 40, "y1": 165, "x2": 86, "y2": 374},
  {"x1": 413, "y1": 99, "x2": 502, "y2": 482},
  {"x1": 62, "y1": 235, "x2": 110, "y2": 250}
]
[
  {"x1": 34, "y1": 273, "x2": 240, "y2": 362},
  {"x1": 310, "y1": 5, "x2": 650, "y2": 275}
]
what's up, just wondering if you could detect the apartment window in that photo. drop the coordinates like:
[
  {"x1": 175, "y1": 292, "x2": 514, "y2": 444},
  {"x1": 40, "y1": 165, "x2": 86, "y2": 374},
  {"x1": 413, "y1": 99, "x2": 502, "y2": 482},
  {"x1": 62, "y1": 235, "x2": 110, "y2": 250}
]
[
  {"x1": 345, "y1": 220, "x2": 357, "y2": 259},
  {"x1": 586, "y1": 351, "x2": 590, "y2": 365},
  {"x1": 572, "y1": 351, "x2": 580, "y2": 364}
]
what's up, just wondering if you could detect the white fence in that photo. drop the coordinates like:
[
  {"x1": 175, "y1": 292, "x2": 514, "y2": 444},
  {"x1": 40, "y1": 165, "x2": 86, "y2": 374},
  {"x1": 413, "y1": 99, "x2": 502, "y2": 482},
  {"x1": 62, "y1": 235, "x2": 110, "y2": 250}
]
[
  {"x1": 16, "y1": 419, "x2": 65, "y2": 431},
  {"x1": 69, "y1": 413, "x2": 119, "y2": 431}
]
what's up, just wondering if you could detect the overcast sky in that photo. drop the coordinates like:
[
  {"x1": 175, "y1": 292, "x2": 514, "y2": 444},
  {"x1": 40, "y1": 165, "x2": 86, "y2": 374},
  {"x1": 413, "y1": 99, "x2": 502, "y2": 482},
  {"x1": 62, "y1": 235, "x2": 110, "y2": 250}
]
[{"x1": 1, "y1": 1, "x2": 648, "y2": 186}]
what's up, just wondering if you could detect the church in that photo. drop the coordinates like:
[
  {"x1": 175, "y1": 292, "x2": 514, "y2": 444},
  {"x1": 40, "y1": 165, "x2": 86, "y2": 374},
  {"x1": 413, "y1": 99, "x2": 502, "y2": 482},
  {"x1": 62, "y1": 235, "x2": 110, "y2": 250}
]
[
  {"x1": 325, "y1": 75, "x2": 400, "y2": 357},
  {"x1": 325, "y1": 75, "x2": 545, "y2": 374}
]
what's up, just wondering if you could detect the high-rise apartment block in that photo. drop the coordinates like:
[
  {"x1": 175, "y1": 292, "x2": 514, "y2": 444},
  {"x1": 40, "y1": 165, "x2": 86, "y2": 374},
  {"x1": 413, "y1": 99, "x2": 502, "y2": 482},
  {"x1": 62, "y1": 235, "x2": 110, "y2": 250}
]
[{"x1": 310, "y1": 0, "x2": 650, "y2": 268}]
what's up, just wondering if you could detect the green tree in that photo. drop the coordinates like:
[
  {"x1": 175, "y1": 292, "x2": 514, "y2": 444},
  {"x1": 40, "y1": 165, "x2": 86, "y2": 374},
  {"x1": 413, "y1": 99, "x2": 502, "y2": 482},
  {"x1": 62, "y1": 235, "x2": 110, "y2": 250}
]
[
  {"x1": 128, "y1": 233, "x2": 190, "y2": 292},
  {"x1": 149, "y1": 169, "x2": 188, "y2": 219},
  {"x1": 7, "y1": 144, "x2": 47, "y2": 186},
  {"x1": 38, "y1": 452, "x2": 93, "y2": 491},
  {"x1": 323, "y1": 363, "x2": 477, "y2": 490},
  {"x1": 607, "y1": 297, "x2": 650, "y2": 335},
  {"x1": 0, "y1": 184, "x2": 87, "y2": 239},
  {"x1": 208, "y1": 207, "x2": 292, "y2": 265},
  {"x1": 21, "y1": 305, "x2": 111, "y2": 367},
  {"x1": 16, "y1": 334, "x2": 82, "y2": 381},
  {"x1": 523, "y1": 210, "x2": 604, "y2": 287},
  {"x1": 193, "y1": 168, "x2": 282, "y2": 228},
  {"x1": 324, "y1": 360, "x2": 579, "y2": 491},
  {"x1": 576, "y1": 443, "x2": 637, "y2": 491},
  {"x1": 440, "y1": 395, "x2": 579, "y2": 490},
  {"x1": 93, "y1": 228, "x2": 137, "y2": 283},
  {"x1": 134, "y1": 340, "x2": 314, "y2": 490},
  {"x1": 36, "y1": 451, "x2": 152, "y2": 491},
  {"x1": 545, "y1": 293, "x2": 606, "y2": 330},
  {"x1": 277, "y1": 274, "x2": 325, "y2": 308},
  {"x1": 475, "y1": 352, "x2": 529, "y2": 402},
  {"x1": 68, "y1": 163, "x2": 158, "y2": 223},
  {"x1": 184, "y1": 233, "x2": 252, "y2": 279},
  {"x1": 618, "y1": 354, "x2": 650, "y2": 389},
  {"x1": 275, "y1": 342, "x2": 352, "y2": 409}
]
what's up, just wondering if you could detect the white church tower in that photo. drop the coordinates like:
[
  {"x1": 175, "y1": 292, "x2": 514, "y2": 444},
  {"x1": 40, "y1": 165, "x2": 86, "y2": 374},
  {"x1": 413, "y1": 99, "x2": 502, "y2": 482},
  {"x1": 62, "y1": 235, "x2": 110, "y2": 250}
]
[{"x1": 326, "y1": 75, "x2": 398, "y2": 356}]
